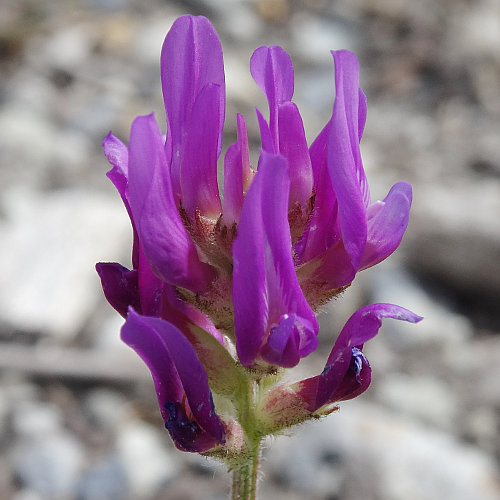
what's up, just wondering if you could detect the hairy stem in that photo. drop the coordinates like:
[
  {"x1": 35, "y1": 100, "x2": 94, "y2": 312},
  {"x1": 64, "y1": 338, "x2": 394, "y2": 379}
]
[{"x1": 230, "y1": 441, "x2": 261, "y2": 500}]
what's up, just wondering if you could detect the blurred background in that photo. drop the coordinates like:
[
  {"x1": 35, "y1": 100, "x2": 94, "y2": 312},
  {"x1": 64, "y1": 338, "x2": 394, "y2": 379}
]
[{"x1": 0, "y1": 0, "x2": 499, "y2": 499}]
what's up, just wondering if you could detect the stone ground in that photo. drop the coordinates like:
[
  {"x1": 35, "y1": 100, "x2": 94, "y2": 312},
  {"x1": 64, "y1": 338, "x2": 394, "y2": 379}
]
[{"x1": 0, "y1": 0, "x2": 499, "y2": 499}]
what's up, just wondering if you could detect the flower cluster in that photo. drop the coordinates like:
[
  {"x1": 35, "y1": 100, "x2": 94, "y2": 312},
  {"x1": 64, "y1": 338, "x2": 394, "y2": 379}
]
[{"x1": 97, "y1": 15, "x2": 421, "y2": 457}]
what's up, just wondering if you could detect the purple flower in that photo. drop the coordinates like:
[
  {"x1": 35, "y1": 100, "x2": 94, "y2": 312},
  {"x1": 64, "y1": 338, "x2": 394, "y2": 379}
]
[
  {"x1": 256, "y1": 304, "x2": 422, "y2": 432},
  {"x1": 97, "y1": 15, "x2": 419, "y2": 452},
  {"x1": 121, "y1": 310, "x2": 225, "y2": 452}
]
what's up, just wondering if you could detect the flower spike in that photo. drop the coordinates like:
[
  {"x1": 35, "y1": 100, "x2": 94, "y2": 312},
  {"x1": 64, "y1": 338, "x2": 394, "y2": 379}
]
[{"x1": 97, "y1": 15, "x2": 420, "y2": 477}]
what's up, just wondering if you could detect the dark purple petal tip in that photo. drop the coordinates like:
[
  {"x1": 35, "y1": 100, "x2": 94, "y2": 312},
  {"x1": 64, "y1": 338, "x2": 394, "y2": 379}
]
[{"x1": 96, "y1": 262, "x2": 140, "y2": 317}]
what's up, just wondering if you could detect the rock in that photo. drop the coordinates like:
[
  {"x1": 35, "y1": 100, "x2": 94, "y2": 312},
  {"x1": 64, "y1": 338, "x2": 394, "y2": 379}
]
[
  {"x1": 12, "y1": 426, "x2": 84, "y2": 498},
  {"x1": 36, "y1": 24, "x2": 95, "y2": 72},
  {"x1": 11, "y1": 491, "x2": 43, "y2": 500},
  {"x1": 446, "y1": 0, "x2": 500, "y2": 62},
  {"x1": 406, "y1": 180, "x2": 500, "y2": 297},
  {"x1": 77, "y1": 454, "x2": 129, "y2": 500},
  {"x1": 265, "y1": 423, "x2": 345, "y2": 499},
  {"x1": 376, "y1": 374, "x2": 457, "y2": 430},
  {"x1": 0, "y1": 187, "x2": 130, "y2": 339},
  {"x1": 367, "y1": 264, "x2": 473, "y2": 349},
  {"x1": 12, "y1": 401, "x2": 62, "y2": 437},
  {"x1": 83, "y1": 389, "x2": 130, "y2": 432},
  {"x1": 116, "y1": 421, "x2": 179, "y2": 498},
  {"x1": 268, "y1": 400, "x2": 500, "y2": 500},
  {"x1": 291, "y1": 12, "x2": 360, "y2": 64},
  {"x1": 0, "y1": 104, "x2": 92, "y2": 191},
  {"x1": 219, "y1": 4, "x2": 262, "y2": 42},
  {"x1": 339, "y1": 401, "x2": 500, "y2": 500}
]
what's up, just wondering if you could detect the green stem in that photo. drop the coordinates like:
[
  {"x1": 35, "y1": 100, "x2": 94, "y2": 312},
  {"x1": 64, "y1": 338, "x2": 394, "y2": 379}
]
[{"x1": 230, "y1": 442, "x2": 261, "y2": 500}]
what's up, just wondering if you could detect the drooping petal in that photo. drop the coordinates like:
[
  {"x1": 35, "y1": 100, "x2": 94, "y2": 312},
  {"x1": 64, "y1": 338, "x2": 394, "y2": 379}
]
[
  {"x1": 328, "y1": 50, "x2": 368, "y2": 271},
  {"x1": 121, "y1": 309, "x2": 225, "y2": 452},
  {"x1": 360, "y1": 181, "x2": 412, "y2": 270},
  {"x1": 250, "y1": 46, "x2": 294, "y2": 146},
  {"x1": 261, "y1": 303, "x2": 422, "y2": 424},
  {"x1": 233, "y1": 151, "x2": 318, "y2": 367},
  {"x1": 128, "y1": 113, "x2": 215, "y2": 292},
  {"x1": 95, "y1": 263, "x2": 140, "y2": 317},
  {"x1": 180, "y1": 83, "x2": 222, "y2": 218},
  {"x1": 277, "y1": 102, "x2": 313, "y2": 210},
  {"x1": 311, "y1": 303, "x2": 423, "y2": 410},
  {"x1": 223, "y1": 114, "x2": 252, "y2": 224},
  {"x1": 161, "y1": 15, "x2": 225, "y2": 200}
]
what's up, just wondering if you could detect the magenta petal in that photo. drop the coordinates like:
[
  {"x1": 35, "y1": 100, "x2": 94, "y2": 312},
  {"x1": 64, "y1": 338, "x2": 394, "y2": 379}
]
[
  {"x1": 122, "y1": 309, "x2": 225, "y2": 452},
  {"x1": 128, "y1": 113, "x2": 215, "y2": 292},
  {"x1": 96, "y1": 262, "x2": 140, "y2": 317},
  {"x1": 104, "y1": 134, "x2": 129, "y2": 211},
  {"x1": 294, "y1": 122, "x2": 335, "y2": 264},
  {"x1": 294, "y1": 155, "x2": 339, "y2": 264},
  {"x1": 137, "y1": 244, "x2": 164, "y2": 317},
  {"x1": 255, "y1": 108, "x2": 275, "y2": 153},
  {"x1": 309, "y1": 121, "x2": 329, "y2": 191},
  {"x1": 103, "y1": 132, "x2": 129, "y2": 190},
  {"x1": 223, "y1": 144, "x2": 243, "y2": 223},
  {"x1": 233, "y1": 151, "x2": 318, "y2": 367},
  {"x1": 261, "y1": 314, "x2": 301, "y2": 368},
  {"x1": 333, "y1": 52, "x2": 370, "y2": 206},
  {"x1": 223, "y1": 114, "x2": 251, "y2": 224},
  {"x1": 314, "y1": 303, "x2": 422, "y2": 409},
  {"x1": 328, "y1": 50, "x2": 368, "y2": 270},
  {"x1": 298, "y1": 240, "x2": 356, "y2": 291},
  {"x1": 180, "y1": 83, "x2": 222, "y2": 218},
  {"x1": 328, "y1": 348, "x2": 372, "y2": 402},
  {"x1": 358, "y1": 89, "x2": 367, "y2": 141},
  {"x1": 161, "y1": 15, "x2": 225, "y2": 199},
  {"x1": 250, "y1": 46, "x2": 294, "y2": 145},
  {"x1": 277, "y1": 102, "x2": 313, "y2": 209},
  {"x1": 232, "y1": 168, "x2": 268, "y2": 366},
  {"x1": 360, "y1": 181, "x2": 412, "y2": 270},
  {"x1": 259, "y1": 154, "x2": 318, "y2": 361},
  {"x1": 236, "y1": 113, "x2": 253, "y2": 188},
  {"x1": 102, "y1": 132, "x2": 141, "y2": 268}
]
